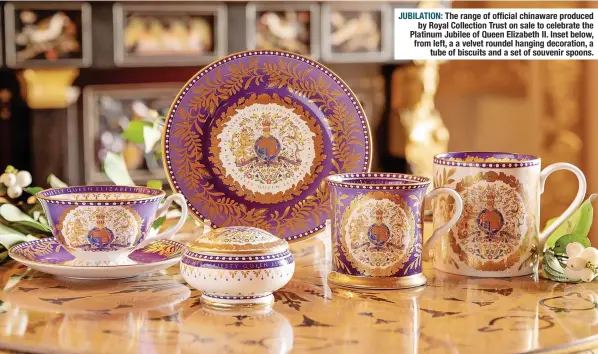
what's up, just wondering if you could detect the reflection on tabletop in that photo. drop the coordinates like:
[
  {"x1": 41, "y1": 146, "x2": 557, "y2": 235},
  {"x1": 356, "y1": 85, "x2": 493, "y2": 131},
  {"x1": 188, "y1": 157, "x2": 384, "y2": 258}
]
[{"x1": 0, "y1": 224, "x2": 597, "y2": 354}]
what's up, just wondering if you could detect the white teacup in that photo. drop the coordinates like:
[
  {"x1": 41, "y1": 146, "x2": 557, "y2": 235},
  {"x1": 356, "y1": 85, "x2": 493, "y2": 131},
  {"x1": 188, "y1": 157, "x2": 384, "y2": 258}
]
[{"x1": 37, "y1": 185, "x2": 188, "y2": 263}]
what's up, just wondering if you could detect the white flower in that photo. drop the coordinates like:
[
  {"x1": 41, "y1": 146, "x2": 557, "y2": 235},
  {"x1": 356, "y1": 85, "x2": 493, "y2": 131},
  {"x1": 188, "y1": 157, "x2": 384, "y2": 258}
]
[
  {"x1": 581, "y1": 247, "x2": 598, "y2": 266},
  {"x1": 567, "y1": 242, "x2": 585, "y2": 258},
  {"x1": 0, "y1": 173, "x2": 16, "y2": 187},
  {"x1": 580, "y1": 268, "x2": 596, "y2": 282},
  {"x1": 7, "y1": 185, "x2": 22, "y2": 199},
  {"x1": 568, "y1": 256, "x2": 588, "y2": 271},
  {"x1": 15, "y1": 171, "x2": 32, "y2": 188},
  {"x1": 564, "y1": 244, "x2": 598, "y2": 282},
  {"x1": 565, "y1": 266, "x2": 583, "y2": 281}
]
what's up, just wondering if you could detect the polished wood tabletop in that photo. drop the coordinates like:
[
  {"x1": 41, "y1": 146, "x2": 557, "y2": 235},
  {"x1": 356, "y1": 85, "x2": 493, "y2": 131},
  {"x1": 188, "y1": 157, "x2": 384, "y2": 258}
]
[{"x1": 0, "y1": 226, "x2": 597, "y2": 354}]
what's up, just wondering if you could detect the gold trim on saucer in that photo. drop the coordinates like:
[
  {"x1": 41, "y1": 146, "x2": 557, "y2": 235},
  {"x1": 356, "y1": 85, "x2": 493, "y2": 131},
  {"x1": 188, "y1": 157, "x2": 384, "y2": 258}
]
[
  {"x1": 200, "y1": 296, "x2": 274, "y2": 311},
  {"x1": 327, "y1": 271, "x2": 427, "y2": 290}
]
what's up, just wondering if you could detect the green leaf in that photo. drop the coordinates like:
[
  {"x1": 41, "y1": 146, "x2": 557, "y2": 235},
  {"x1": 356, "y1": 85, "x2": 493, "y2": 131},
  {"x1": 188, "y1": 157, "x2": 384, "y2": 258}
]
[
  {"x1": 143, "y1": 126, "x2": 162, "y2": 154},
  {"x1": 147, "y1": 180, "x2": 162, "y2": 190},
  {"x1": 39, "y1": 216, "x2": 48, "y2": 226},
  {"x1": 47, "y1": 174, "x2": 68, "y2": 188},
  {"x1": 152, "y1": 215, "x2": 166, "y2": 230},
  {"x1": 0, "y1": 223, "x2": 24, "y2": 236},
  {"x1": 541, "y1": 249, "x2": 570, "y2": 282},
  {"x1": 545, "y1": 193, "x2": 597, "y2": 250},
  {"x1": 4, "y1": 166, "x2": 16, "y2": 174},
  {"x1": 0, "y1": 204, "x2": 51, "y2": 232},
  {"x1": 553, "y1": 233, "x2": 591, "y2": 255},
  {"x1": 0, "y1": 245, "x2": 7, "y2": 264},
  {"x1": 0, "y1": 234, "x2": 37, "y2": 251},
  {"x1": 122, "y1": 121, "x2": 152, "y2": 144},
  {"x1": 1, "y1": 204, "x2": 35, "y2": 223},
  {"x1": 24, "y1": 187, "x2": 43, "y2": 195},
  {"x1": 103, "y1": 152, "x2": 135, "y2": 186}
]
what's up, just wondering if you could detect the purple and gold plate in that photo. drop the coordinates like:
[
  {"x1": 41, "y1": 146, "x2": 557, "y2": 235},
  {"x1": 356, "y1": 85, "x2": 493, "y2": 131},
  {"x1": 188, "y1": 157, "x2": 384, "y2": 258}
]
[
  {"x1": 9, "y1": 238, "x2": 184, "y2": 279},
  {"x1": 163, "y1": 50, "x2": 371, "y2": 241}
]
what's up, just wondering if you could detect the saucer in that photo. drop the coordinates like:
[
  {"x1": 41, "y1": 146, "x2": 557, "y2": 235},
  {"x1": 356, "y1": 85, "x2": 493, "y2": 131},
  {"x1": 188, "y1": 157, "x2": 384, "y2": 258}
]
[{"x1": 8, "y1": 238, "x2": 184, "y2": 280}]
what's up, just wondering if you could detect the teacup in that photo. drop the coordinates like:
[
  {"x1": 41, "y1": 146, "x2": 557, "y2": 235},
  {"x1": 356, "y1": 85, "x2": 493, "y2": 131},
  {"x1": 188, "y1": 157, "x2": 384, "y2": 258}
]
[
  {"x1": 37, "y1": 185, "x2": 188, "y2": 264},
  {"x1": 326, "y1": 173, "x2": 463, "y2": 289},
  {"x1": 430, "y1": 152, "x2": 587, "y2": 277}
]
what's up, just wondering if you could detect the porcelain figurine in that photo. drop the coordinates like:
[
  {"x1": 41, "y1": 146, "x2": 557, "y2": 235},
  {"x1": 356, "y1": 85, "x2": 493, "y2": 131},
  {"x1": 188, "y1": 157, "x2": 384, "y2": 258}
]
[{"x1": 180, "y1": 226, "x2": 295, "y2": 309}]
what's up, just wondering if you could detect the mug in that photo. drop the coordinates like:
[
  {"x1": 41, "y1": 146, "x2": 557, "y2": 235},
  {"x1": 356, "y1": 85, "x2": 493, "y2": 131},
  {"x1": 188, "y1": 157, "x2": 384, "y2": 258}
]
[
  {"x1": 37, "y1": 185, "x2": 188, "y2": 263},
  {"x1": 326, "y1": 173, "x2": 463, "y2": 289},
  {"x1": 430, "y1": 152, "x2": 587, "y2": 277}
]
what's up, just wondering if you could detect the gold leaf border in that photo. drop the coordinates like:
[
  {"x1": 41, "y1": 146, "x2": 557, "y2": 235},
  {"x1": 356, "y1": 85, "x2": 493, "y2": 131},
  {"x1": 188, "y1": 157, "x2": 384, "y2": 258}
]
[{"x1": 164, "y1": 51, "x2": 370, "y2": 240}]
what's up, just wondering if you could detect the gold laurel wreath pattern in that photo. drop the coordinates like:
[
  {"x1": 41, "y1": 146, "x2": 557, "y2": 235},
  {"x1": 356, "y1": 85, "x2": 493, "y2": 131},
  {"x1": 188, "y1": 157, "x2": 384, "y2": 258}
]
[
  {"x1": 338, "y1": 191, "x2": 418, "y2": 277},
  {"x1": 170, "y1": 57, "x2": 366, "y2": 235},
  {"x1": 452, "y1": 171, "x2": 535, "y2": 272},
  {"x1": 140, "y1": 241, "x2": 184, "y2": 258},
  {"x1": 14, "y1": 241, "x2": 62, "y2": 261}
]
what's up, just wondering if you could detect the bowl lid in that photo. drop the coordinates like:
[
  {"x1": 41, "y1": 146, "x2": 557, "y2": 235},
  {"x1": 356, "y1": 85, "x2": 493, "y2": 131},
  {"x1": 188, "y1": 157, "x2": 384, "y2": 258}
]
[{"x1": 186, "y1": 227, "x2": 288, "y2": 254}]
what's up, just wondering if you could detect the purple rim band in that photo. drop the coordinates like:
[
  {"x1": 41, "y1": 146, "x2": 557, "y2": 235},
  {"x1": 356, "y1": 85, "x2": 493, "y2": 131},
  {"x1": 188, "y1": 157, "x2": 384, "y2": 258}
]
[
  {"x1": 181, "y1": 255, "x2": 294, "y2": 270},
  {"x1": 434, "y1": 152, "x2": 541, "y2": 168},
  {"x1": 327, "y1": 173, "x2": 430, "y2": 190},
  {"x1": 184, "y1": 250, "x2": 291, "y2": 261},
  {"x1": 38, "y1": 185, "x2": 164, "y2": 204}
]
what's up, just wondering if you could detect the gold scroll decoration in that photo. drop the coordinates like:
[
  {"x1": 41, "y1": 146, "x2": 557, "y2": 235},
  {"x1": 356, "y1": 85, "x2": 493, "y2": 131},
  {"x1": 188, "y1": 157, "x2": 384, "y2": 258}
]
[{"x1": 18, "y1": 69, "x2": 80, "y2": 109}]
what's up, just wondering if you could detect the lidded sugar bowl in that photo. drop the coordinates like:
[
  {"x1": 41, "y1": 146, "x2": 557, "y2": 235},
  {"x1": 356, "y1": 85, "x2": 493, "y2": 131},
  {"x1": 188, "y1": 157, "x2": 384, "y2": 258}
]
[{"x1": 181, "y1": 226, "x2": 295, "y2": 310}]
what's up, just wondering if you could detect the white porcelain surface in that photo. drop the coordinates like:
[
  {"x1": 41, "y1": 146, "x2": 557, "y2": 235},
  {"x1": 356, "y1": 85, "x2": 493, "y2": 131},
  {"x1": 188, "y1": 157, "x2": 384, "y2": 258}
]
[
  {"x1": 17, "y1": 257, "x2": 181, "y2": 280},
  {"x1": 181, "y1": 226, "x2": 295, "y2": 307},
  {"x1": 432, "y1": 153, "x2": 586, "y2": 277}
]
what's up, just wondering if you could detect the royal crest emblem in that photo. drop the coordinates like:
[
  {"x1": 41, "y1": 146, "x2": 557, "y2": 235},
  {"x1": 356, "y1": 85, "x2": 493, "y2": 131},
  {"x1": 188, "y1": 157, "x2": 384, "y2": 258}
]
[
  {"x1": 453, "y1": 174, "x2": 531, "y2": 271},
  {"x1": 211, "y1": 94, "x2": 327, "y2": 204},
  {"x1": 57, "y1": 205, "x2": 143, "y2": 250},
  {"x1": 367, "y1": 207, "x2": 391, "y2": 247},
  {"x1": 476, "y1": 192, "x2": 504, "y2": 235},
  {"x1": 87, "y1": 213, "x2": 115, "y2": 248},
  {"x1": 341, "y1": 193, "x2": 416, "y2": 277}
]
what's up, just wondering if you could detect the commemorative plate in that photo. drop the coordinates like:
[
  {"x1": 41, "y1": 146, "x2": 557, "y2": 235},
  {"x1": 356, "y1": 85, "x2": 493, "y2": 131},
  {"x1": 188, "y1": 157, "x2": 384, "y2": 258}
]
[{"x1": 163, "y1": 50, "x2": 371, "y2": 241}]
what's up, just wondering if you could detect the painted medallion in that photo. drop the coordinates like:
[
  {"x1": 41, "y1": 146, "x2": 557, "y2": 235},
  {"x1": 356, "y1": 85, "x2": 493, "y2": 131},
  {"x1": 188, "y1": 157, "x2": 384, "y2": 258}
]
[
  {"x1": 163, "y1": 50, "x2": 371, "y2": 241},
  {"x1": 58, "y1": 206, "x2": 143, "y2": 250},
  {"x1": 452, "y1": 171, "x2": 533, "y2": 271},
  {"x1": 210, "y1": 93, "x2": 325, "y2": 204},
  {"x1": 340, "y1": 193, "x2": 415, "y2": 277}
]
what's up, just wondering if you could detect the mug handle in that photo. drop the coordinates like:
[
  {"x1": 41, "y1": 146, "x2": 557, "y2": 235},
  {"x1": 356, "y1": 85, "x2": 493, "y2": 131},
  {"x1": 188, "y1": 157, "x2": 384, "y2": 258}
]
[
  {"x1": 422, "y1": 187, "x2": 464, "y2": 262},
  {"x1": 538, "y1": 163, "x2": 586, "y2": 250},
  {"x1": 137, "y1": 193, "x2": 189, "y2": 248}
]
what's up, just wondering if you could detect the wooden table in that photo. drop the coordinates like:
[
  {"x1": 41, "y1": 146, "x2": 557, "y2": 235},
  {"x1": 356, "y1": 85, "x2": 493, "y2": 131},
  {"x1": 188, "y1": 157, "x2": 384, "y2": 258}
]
[{"x1": 0, "y1": 227, "x2": 597, "y2": 354}]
